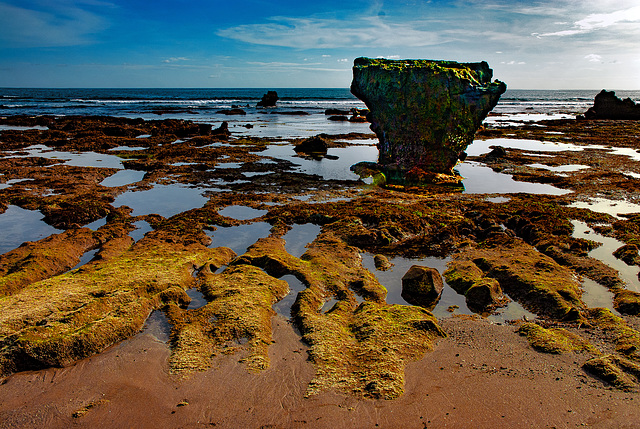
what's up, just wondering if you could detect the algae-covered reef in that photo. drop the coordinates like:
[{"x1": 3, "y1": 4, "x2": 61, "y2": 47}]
[
  {"x1": 350, "y1": 57, "x2": 506, "y2": 179},
  {"x1": 1, "y1": 114, "x2": 640, "y2": 399}
]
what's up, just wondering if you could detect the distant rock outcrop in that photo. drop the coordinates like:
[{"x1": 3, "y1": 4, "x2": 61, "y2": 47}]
[
  {"x1": 583, "y1": 90, "x2": 640, "y2": 120},
  {"x1": 257, "y1": 91, "x2": 279, "y2": 108},
  {"x1": 350, "y1": 57, "x2": 506, "y2": 178}
]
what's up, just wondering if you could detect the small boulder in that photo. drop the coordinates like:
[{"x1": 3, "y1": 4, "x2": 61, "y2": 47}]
[
  {"x1": 373, "y1": 254, "x2": 393, "y2": 271},
  {"x1": 294, "y1": 135, "x2": 329, "y2": 155},
  {"x1": 613, "y1": 244, "x2": 639, "y2": 266},
  {"x1": 465, "y1": 278, "x2": 504, "y2": 310},
  {"x1": 401, "y1": 265, "x2": 443, "y2": 308},
  {"x1": 257, "y1": 91, "x2": 279, "y2": 108},
  {"x1": 614, "y1": 290, "x2": 640, "y2": 316}
]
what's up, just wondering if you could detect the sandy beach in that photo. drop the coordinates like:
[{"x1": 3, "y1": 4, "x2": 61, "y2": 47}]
[{"x1": 1, "y1": 316, "x2": 638, "y2": 428}]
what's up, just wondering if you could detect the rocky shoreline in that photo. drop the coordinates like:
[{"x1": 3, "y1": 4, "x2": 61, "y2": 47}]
[{"x1": 0, "y1": 113, "x2": 639, "y2": 427}]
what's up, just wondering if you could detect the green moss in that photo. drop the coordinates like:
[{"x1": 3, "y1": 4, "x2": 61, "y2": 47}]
[
  {"x1": 518, "y1": 322, "x2": 595, "y2": 354},
  {"x1": 0, "y1": 239, "x2": 234, "y2": 376},
  {"x1": 583, "y1": 355, "x2": 639, "y2": 391},
  {"x1": 586, "y1": 308, "x2": 640, "y2": 358}
]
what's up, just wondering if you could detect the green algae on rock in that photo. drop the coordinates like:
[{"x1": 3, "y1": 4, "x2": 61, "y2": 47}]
[{"x1": 350, "y1": 57, "x2": 506, "y2": 179}]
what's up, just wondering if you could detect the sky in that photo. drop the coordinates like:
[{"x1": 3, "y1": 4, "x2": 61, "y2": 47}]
[{"x1": 0, "y1": 0, "x2": 638, "y2": 89}]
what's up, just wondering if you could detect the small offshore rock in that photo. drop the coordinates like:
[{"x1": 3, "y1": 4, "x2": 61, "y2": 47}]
[
  {"x1": 373, "y1": 254, "x2": 393, "y2": 271},
  {"x1": 325, "y1": 108, "x2": 350, "y2": 115},
  {"x1": 583, "y1": 90, "x2": 640, "y2": 120},
  {"x1": 216, "y1": 108, "x2": 246, "y2": 115},
  {"x1": 401, "y1": 265, "x2": 443, "y2": 307},
  {"x1": 257, "y1": 90, "x2": 279, "y2": 108}
]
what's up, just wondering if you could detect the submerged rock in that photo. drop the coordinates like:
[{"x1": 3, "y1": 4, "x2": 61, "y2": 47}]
[
  {"x1": 583, "y1": 90, "x2": 640, "y2": 120},
  {"x1": 350, "y1": 57, "x2": 506, "y2": 179}
]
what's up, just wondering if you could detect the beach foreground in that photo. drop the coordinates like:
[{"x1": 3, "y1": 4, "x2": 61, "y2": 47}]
[{"x1": 0, "y1": 113, "x2": 639, "y2": 428}]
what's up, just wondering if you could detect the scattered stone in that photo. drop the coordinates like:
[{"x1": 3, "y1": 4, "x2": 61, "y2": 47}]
[
  {"x1": 583, "y1": 90, "x2": 640, "y2": 120},
  {"x1": 350, "y1": 57, "x2": 506, "y2": 178},
  {"x1": 328, "y1": 115, "x2": 349, "y2": 122},
  {"x1": 257, "y1": 91, "x2": 279, "y2": 108},
  {"x1": 373, "y1": 254, "x2": 393, "y2": 271},
  {"x1": 401, "y1": 265, "x2": 443, "y2": 308}
]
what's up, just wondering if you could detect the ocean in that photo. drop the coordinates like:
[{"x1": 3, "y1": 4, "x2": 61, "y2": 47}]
[{"x1": 2, "y1": 87, "x2": 638, "y2": 139}]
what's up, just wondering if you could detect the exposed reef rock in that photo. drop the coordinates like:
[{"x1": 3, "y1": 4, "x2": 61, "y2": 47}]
[
  {"x1": 401, "y1": 265, "x2": 443, "y2": 308},
  {"x1": 583, "y1": 90, "x2": 640, "y2": 120},
  {"x1": 257, "y1": 91, "x2": 279, "y2": 108},
  {"x1": 350, "y1": 57, "x2": 506, "y2": 180}
]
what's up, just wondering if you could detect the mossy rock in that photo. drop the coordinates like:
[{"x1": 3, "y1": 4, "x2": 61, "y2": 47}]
[
  {"x1": 614, "y1": 290, "x2": 640, "y2": 316},
  {"x1": 444, "y1": 260, "x2": 484, "y2": 295},
  {"x1": 518, "y1": 322, "x2": 594, "y2": 354},
  {"x1": 401, "y1": 265, "x2": 443, "y2": 308},
  {"x1": 583, "y1": 355, "x2": 639, "y2": 391}
]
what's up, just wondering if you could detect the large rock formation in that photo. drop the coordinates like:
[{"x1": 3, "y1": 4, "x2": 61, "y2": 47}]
[
  {"x1": 583, "y1": 90, "x2": 640, "y2": 120},
  {"x1": 350, "y1": 57, "x2": 506, "y2": 178}
]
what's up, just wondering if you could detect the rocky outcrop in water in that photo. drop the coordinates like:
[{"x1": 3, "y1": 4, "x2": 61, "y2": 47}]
[
  {"x1": 583, "y1": 90, "x2": 640, "y2": 120},
  {"x1": 350, "y1": 57, "x2": 506, "y2": 178},
  {"x1": 257, "y1": 91, "x2": 279, "y2": 108}
]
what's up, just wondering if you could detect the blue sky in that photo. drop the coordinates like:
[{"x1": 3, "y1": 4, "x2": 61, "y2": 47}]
[{"x1": 0, "y1": 0, "x2": 638, "y2": 89}]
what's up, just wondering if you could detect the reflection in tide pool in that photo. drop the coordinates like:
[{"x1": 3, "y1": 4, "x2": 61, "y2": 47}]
[
  {"x1": 100, "y1": 170, "x2": 146, "y2": 187},
  {"x1": 0, "y1": 205, "x2": 62, "y2": 255},
  {"x1": 186, "y1": 288, "x2": 208, "y2": 310},
  {"x1": 570, "y1": 198, "x2": 640, "y2": 219},
  {"x1": 129, "y1": 220, "x2": 153, "y2": 242},
  {"x1": 207, "y1": 222, "x2": 272, "y2": 255},
  {"x1": 466, "y1": 138, "x2": 584, "y2": 157},
  {"x1": 456, "y1": 162, "x2": 572, "y2": 195},
  {"x1": 273, "y1": 274, "x2": 307, "y2": 319},
  {"x1": 113, "y1": 184, "x2": 207, "y2": 217},
  {"x1": 581, "y1": 278, "x2": 618, "y2": 314},
  {"x1": 218, "y1": 205, "x2": 268, "y2": 220},
  {"x1": 360, "y1": 253, "x2": 472, "y2": 319},
  {"x1": 361, "y1": 253, "x2": 537, "y2": 322},
  {"x1": 14, "y1": 145, "x2": 126, "y2": 169},
  {"x1": 283, "y1": 223, "x2": 322, "y2": 258},
  {"x1": 572, "y1": 220, "x2": 640, "y2": 292},
  {"x1": 259, "y1": 144, "x2": 378, "y2": 181}
]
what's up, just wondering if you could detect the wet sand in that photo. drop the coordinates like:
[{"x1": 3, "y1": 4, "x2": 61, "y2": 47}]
[{"x1": 1, "y1": 316, "x2": 637, "y2": 429}]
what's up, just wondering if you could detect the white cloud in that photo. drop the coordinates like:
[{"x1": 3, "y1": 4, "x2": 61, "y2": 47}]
[
  {"x1": 217, "y1": 16, "x2": 441, "y2": 49},
  {"x1": 163, "y1": 57, "x2": 190, "y2": 63},
  {"x1": 0, "y1": 1, "x2": 109, "y2": 47},
  {"x1": 536, "y1": 5, "x2": 640, "y2": 37},
  {"x1": 585, "y1": 54, "x2": 602, "y2": 62},
  {"x1": 337, "y1": 58, "x2": 348, "y2": 62}
]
